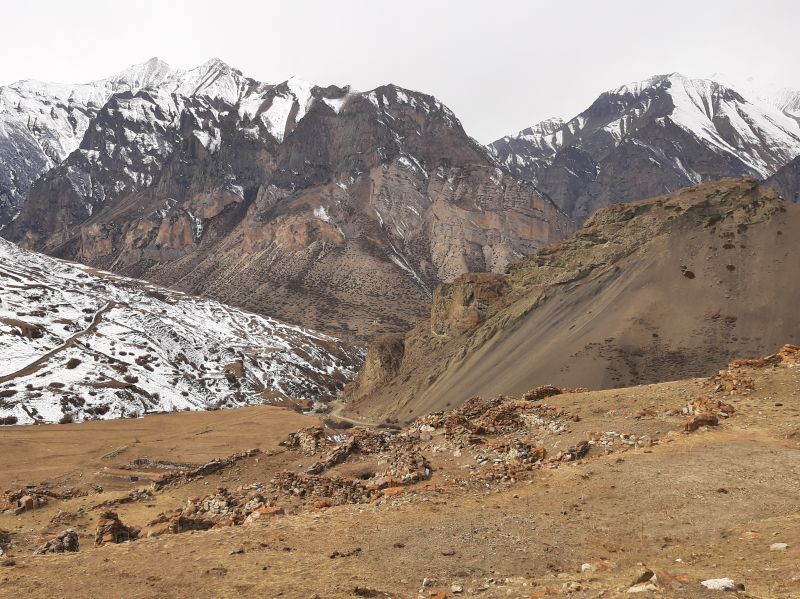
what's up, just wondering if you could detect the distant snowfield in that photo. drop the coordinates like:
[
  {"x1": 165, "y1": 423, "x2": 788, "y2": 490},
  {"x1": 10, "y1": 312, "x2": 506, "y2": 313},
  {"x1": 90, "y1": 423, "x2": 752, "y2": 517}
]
[{"x1": 0, "y1": 238, "x2": 362, "y2": 425}]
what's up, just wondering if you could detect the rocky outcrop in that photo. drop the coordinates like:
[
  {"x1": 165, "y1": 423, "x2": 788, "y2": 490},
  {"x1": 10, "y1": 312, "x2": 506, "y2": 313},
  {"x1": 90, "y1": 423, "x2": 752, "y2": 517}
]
[
  {"x1": 343, "y1": 334, "x2": 406, "y2": 399},
  {"x1": 34, "y1": 529, "x2": 79, "y2": 554},
  {"x1": 431, "y1": 273, "x2": 510, "y2": 336},
  {"x1": 95, "y1": 510, "x2": 139, "y2": 545},
  {"x1": 343, "y1": 179, "x2": 800, "y2": 422}
]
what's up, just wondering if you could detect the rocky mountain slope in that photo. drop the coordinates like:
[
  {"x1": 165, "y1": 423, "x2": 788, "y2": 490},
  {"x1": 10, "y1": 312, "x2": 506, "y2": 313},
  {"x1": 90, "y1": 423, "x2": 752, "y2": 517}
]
[
  {"x1": 490, "y1": 73, "x2": 800, "y2": 222},
  {"x1": 3, "y1": 59, "x2": 571, "y2": 340},
  {"x1": 0, "y1": 57, "x2": 267, "y2": 226},
  {"x1": 0, "y1": 238, "x2": 360, "y2": 425},
  {"x1": 765, "y1": 154, "x2": 800, "y2": 202},
  {"x1": 343, "y1": 178, "x2": 800, "y2": 422}
]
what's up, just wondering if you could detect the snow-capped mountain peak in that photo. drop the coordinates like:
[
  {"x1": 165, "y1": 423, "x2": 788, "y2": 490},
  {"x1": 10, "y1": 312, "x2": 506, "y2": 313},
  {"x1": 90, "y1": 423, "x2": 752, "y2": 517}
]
[
  {"x1": 0, "y1": 58, "x2": 270, "y2": 224},
  {"x1": 490, "y1": 72, "x2": 800, "y2": 221},
  {"x1": 106, "y1": 56, "x2": 174, "y2": 90}
]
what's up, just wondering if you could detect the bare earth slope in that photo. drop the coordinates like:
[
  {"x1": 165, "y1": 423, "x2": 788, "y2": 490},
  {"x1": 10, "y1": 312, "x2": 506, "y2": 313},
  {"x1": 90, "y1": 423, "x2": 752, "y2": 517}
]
[
  {"x1": 0, "y1": 348, "x2": 798, "y2": 597},
  {"x1": 342, "y1": 178, "x2": 800, "y2": 422}
]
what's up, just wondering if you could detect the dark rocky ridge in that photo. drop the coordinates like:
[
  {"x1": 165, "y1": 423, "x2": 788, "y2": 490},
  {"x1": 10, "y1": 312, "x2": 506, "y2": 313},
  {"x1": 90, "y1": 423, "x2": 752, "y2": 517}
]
[{"x1": 765, "y1": 154, "x2": 800, "y2": 202}]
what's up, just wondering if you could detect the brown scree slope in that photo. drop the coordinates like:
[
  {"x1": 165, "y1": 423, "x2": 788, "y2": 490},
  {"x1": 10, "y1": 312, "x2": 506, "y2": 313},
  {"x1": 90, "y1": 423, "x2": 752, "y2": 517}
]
[{"x1": 343, "y1": 178, "x2": 800, "y2": 423}]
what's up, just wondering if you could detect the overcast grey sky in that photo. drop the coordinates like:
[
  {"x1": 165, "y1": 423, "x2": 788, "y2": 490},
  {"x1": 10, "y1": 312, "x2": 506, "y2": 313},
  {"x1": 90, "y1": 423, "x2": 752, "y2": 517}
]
[{"x1": 2, "y1": 0, "x2": 797, "y2": 142}]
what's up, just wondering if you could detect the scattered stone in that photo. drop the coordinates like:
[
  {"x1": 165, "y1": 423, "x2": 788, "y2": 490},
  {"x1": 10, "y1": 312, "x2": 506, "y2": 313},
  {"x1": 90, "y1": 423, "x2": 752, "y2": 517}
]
[
  {"x1": 34, "y1": 529, "x2": 79, "y2": 554},
  {"x1": 451, "y1": 582, "x2": 464, "y2": 593},
  {"x1": 329, "y1": 547, "x2": 361, "y2": 559},
  {"x1": 770, "y1": 542, "x2": 789, "y2": 551},
  {"x1": 352, "y1": 588, "x2": 384, "y2": 598},
  {"x1": 243, "y1": 506, "x2": 284, "y2": 525},
  {"x1": 700, "y1": 577, "x2": 741, "y2": 591}
]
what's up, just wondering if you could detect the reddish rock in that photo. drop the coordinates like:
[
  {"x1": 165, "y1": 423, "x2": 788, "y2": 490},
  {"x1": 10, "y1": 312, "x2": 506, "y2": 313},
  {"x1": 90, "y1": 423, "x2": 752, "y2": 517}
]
[
  {"x1": 381, "y1": 487, "x2": 407, "y2": 498},
  {"x1": 243, "y1": 507, "x2": 285, "y2": 525},
  {"x1": 685, "y1": 413, "x2": 719, "y2": 432},
  {"x1": 94, "y1": 510, "x2": 139, "y2": 546}
]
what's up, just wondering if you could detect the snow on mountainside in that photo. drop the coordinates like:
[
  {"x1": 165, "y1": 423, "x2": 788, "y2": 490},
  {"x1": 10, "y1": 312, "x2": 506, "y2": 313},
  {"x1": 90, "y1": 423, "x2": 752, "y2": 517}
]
[
  {"x1": 606, "y1": 74, "x2": 800, "y2": 176},
  {"x1": 706, "y1": 72, "x2": 800, "y2": 125},
  {"x1": 490, "y1": 73, "x2": 800, "y2": 220},
  {"x1": 0, "y1": 57, "x2": 271, "y2": 226},
  {"x1": 0, "y1": 56, "x2": 471, "y2": 231},
  {"x1": 0, "y1": 237, "x2": 361, "y2": 425}
]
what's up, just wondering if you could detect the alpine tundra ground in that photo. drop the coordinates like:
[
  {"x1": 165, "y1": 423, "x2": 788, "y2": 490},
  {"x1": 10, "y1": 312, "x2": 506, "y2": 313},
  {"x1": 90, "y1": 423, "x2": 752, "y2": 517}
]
[{"x1": 0, "y1": 348, "x2": 799, "y2": 598}]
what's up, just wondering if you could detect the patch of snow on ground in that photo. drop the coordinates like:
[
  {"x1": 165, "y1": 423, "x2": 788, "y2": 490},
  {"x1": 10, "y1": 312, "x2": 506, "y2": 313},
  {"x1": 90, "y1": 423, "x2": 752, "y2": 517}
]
[{"x1": 0, "y1": 238, "x2": 362, "y2": 425}]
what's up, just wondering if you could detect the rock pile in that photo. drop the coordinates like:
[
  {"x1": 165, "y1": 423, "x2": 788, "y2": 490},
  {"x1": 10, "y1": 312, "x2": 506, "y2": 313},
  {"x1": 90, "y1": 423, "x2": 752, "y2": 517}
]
[
  {"x1": 472, "y1": 439, "x2": 547, "y2": 478},
  {"x1": 95, "y1": 511, "x2": 139, "y2": 546},
  {"x1": 143, "y1": 513, "x2": 216, "y2": 537},
  {"x1": 415, "y1": 395, "x2": 578, "y2": 441},
  {"x1": 305, "y1": 428, "x2": 399, "y2": 475},
  {"x1": 0, "y1": 489, "x2": 46, "y2": 514},
  {"x1": 272, "y1": 444, "x2": 433, "y2": 507},
  {"x1": 281, "y1": 427, "x2": 331, "y2": 454},
  {"x1": 142, "y1": 487, "x2": 284, "y2": 536},
  {"x1": 683, "y1": 395, "x2": 736, "y2": 432},
  {"x1": 522, "y1": 385, "x2": 564, "y2": 401},
  {"x1": 380, "y1": 448, "x2": 431, "y2": 484},
  {"x1": 34, "y1": 529, "x2": 79, "y2": 554},
  {"x1": 729, "y1": 343, "x2": 800, "y2": 368},
  {"x1": 151, "y1": 449, "x2": 260, "y2": 490},
  {"x1": 271, "y1": 472, "x2": 372, "y2": 505}
]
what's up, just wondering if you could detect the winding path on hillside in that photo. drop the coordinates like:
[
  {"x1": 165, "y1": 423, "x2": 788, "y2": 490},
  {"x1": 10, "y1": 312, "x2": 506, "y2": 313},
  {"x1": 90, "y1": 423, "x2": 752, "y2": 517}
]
[{"x1": 0, "y1": 301, "x2": 117, "y2": 384}]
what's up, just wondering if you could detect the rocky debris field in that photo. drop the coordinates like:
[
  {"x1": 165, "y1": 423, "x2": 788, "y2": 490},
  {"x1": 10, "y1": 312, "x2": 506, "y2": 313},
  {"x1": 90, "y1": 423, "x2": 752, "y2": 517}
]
[{"x1": 0, "y1": 345, "x2": 798, "y2": 597}]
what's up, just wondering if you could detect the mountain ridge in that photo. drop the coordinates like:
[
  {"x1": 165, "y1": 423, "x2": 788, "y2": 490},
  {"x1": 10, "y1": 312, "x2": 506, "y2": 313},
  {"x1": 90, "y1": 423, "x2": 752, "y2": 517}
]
[
  {"x1": 3, "y1": 60, "x2": 570, "y2": 340},
  {"x1": 490, "y1": 73, "x2": 800, "y2": 221}
]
